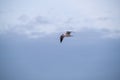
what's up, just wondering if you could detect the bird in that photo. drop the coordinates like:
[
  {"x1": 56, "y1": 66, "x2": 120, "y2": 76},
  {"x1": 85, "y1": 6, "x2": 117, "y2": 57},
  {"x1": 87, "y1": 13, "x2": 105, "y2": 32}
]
[{"x1": 60, "y1": 31, "x2": 72, "y2": 43}]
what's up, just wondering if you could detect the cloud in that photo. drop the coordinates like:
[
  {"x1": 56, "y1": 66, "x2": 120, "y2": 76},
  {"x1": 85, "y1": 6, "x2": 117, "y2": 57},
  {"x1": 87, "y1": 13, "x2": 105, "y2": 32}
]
[
  {"x1": 9, "y1": 15, "x2": 58, "y2": 38},
  {"x1": 18, "y1": 15, "x2": 30, "y2": 23},
  {"x1": 0, "y1": 0, "x2": 120, "y2": 39},
  {"x1": 0, "y1": 14, "x2": 120, "y2": 39}
]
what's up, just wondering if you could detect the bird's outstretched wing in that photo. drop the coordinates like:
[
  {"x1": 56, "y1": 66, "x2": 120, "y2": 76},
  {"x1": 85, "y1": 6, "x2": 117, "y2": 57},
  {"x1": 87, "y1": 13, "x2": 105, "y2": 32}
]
[
  {"x1": 66, "y1": 31, "x2": 71, "y2": 35},
  {"x1": 60, "y1": 35, "x2": 64, "y2": 43}
]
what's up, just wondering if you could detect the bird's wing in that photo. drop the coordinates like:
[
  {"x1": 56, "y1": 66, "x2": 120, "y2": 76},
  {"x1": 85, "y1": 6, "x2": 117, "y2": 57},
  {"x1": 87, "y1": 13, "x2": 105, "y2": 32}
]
[
  {"x1": 60, "y1": 35, "x2": 64, "y2": 43},
  {"x1": 66, "y1": 31, "x2": 71, "y2": 35}
]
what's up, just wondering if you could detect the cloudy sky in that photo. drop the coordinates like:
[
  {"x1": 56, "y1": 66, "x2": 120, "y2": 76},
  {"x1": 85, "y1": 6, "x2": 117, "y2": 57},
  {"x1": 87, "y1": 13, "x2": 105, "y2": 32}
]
[
  {"x1": 0, "y1": 0, "x2": 120, "y2": 80},
  {"x1": 0, "y1": 0, "x2": 120, "y2": 38}
]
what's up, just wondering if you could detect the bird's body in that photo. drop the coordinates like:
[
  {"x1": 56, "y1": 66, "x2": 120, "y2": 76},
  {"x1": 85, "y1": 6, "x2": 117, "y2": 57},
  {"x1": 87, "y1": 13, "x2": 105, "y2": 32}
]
[{"x1": 60, "y1": 31, "x2": 72, "y2": 43}]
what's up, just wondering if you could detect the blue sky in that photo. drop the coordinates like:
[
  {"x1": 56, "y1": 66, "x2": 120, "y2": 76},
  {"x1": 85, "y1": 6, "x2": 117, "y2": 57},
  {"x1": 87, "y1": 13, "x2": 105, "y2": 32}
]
[{"x1": 0, "y1": 0, "x2": 120, "y2": 80}]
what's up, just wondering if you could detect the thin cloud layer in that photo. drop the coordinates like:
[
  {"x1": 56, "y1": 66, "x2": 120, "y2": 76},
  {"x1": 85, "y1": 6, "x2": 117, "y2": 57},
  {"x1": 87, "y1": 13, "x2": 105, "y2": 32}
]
[
  {"x1": 10, "y1": 16, "x2": 58, "y2": 38},
  {"x1": 0, "y1": 14, "x2": 120, "y2": 39},
  {"x1": 0, "y1": 0, "x2": 120, "y2": 38}
]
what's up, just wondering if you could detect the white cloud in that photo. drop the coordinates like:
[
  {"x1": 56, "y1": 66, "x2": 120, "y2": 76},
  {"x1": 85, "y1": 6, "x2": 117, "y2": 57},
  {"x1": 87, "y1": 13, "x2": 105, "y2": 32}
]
[
  {"x1": 1, "y1": 16, "x2": 119, "y2": 39},
  {"x1": 0, "y1": 0, "x2": 120, "y2": 38}
]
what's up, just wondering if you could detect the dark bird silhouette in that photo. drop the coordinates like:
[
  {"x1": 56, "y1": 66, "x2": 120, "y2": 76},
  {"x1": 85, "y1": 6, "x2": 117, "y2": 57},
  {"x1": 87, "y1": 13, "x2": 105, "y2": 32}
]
[{"x1": 60, "y1": 31, "x2": 72, "y2": 43}]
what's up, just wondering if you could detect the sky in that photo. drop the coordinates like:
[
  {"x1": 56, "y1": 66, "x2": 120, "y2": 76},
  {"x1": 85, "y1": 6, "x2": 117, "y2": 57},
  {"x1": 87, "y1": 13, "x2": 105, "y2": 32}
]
[{"x1": 0, "y1": 0, "x2": 120, "y2": 80}]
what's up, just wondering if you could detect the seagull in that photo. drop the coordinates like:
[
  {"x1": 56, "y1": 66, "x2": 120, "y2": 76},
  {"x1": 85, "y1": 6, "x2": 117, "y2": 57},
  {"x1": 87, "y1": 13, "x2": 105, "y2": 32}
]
[{"x1": 60, "y1": 31, "x2": 72, "y2": 43}]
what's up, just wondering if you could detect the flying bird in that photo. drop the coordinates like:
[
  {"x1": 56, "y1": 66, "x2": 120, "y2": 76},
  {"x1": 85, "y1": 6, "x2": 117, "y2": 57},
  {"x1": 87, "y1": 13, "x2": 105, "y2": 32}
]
[{"x1": 60, "y1": 31, "x2": 72, "y2": 43}]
